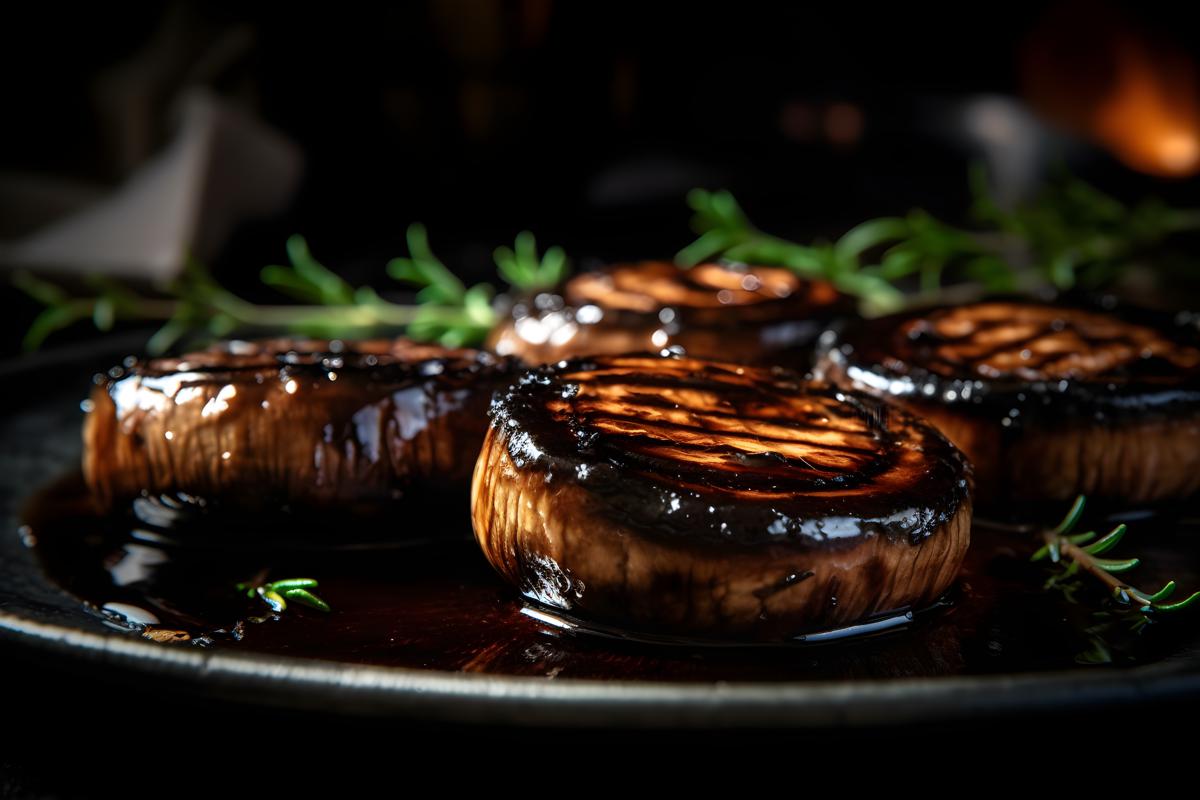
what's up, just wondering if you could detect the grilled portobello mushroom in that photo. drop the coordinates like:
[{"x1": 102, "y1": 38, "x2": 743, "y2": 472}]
[
  {"x1": 472, "y1": 353, "x2": 972, "y2": 640},
  {"x1": 816, "y1": 300, "x2": 1200, "y2": 504},
  {"x1": 487, "y1": 260, "x2": 851, "y2": 366},
  {"x1": 85, "y1": 338, "x2": 514, "y2": 517}
]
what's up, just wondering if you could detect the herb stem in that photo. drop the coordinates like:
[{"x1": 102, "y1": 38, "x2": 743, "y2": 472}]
[
  {"x1": 206, "y1": 294, "x2": 432, "y2": 328},
  {"x1": 1044, "y1": 530, "x2": 1134, "y2": 598},
  {"x1": 1033, "y1": 496, "x2": 1200, "y2": 614},
  {"x1": 16, "y1": 226, "x2": 568, "y2": 353}
]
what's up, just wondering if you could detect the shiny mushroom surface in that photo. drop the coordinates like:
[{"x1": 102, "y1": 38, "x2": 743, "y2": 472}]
[
  {"x1": 472, "y1": 353, "x2": 972, "y2": 640},
  {"x1": 487, "y1": 260, "x2": 852, "y2": 366},
  {"x1": 816, "y1": 300, "x2": 1200, "y2": 504},
  {"x1": 85, "y1": 338, "x2": 515, "y2": 518}
]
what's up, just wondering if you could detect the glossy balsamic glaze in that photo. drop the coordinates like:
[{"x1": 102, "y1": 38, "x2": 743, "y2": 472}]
[
  {"x1": 487, "y1": 261, "x2": 852, "y2": 365},
  {"x1": 23, "y1": 473, "x2": 1199, "y2": 680},
  {"x1": 822, "y1": 300, "x2": 1200, "y2": 423},
  {"x1": 490, "y1": 354, "x2": 969, "y2": 546},
  {"x1": 85, "y1": 339, "x2": 514, "y2": 515},
  {"x1": 473, "y1": 354, "x2": 971, "y2": 639},
  {"x1": 818, "y1": 301, "x2": 1200, "y2": 504}
]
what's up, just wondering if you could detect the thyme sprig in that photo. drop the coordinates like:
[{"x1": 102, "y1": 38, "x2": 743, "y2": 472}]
[
  {"x1": 678, "y1": 169, "x2": 1200, "y2": 313},
  {"x1": 236, "y1": 577, "x2": 331, "y2": 614},
  {"x1": 1033, "y1": 496, "x2": 1200, "y2": 617},
  {"x1": 14, "y1": 226, "x2": 567, "y2": 353},
  {"x1": 493, "y1": 229, "x2": 569, "y2": 292}
]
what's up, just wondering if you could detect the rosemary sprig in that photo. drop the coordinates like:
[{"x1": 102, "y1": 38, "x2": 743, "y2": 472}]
[
  {"x1": 678, "y1": 170, "x2": 1200, "y2": 312},
  {"x1": 1032, "y1": 496, "x2": 1200, "y2": 617},
  {"x1": 14, "y1": 226, "x2": 568, "y2": 353},
  {"x1": 236, "y1": 577, "x2": 331, "y2": 614},
  {"x1": 970, "y1": 166, "x2": 1200, "y2": 291}
]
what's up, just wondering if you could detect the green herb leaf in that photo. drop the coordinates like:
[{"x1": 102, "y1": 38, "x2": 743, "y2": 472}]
[
  {"x1": 260, "y1": 589, "x2": 287, "y2": 613},
  {"x1": 494, "y1": 231, "x2": 571, "y2": 292},
  {"x1": 1091, "y1": 557, "x2": 1140, "y2": 574},
  {"x1": 1082, "y1": 524, "x2": 1127, "y2": 555},
  {"x1": 240, "y1": 577, "x2": 331, "y2": 615},
  {"x1": 281, "y1": 588, "x2": 331, "y2": 613},
  {"x1": 1143, "y1": 581, "x2": 1178, "y2": 603},
  {"x1": 1154, "y1": 591, "x2": 1200, "y2": 613},
  {"x1": 265, "y1": 578, "x2": 319, "y2": 590},
  {"x1": 1033, "y1": 496, "x2": 1198, "y2": 661}
]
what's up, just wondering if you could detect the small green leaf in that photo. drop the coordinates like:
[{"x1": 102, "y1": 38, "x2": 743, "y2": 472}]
[
  {"x1": 145, "y1": 316, "x2": 190, "y2": 355},
  {"x1": 875, "y1": 249, "x2": 922, "y2": 280},
  {"x1": 1083, "y1": 524, "x2": 1127, "y2": 555},
  {"x1": 388, "y1": 224, "x2": 466, "y2": 304},
  {"x1": 703, "y1": 189, "x2": 749, "y2": 229},
  {"x1": 1075, "y1": 638, "x2": 1113, "y2": 665},
  {"x1": 1050, "y1": 496, "x2": 1086, "y2": 536},
  {"x1": 266, "y1": 578, "x2": 319, "y2": 591},
  {"x1": 261, "y1": 265, "x2": 327, "y2": 303},
  {"x1": 1154, "y1": 591, "x2": 1200, "y2": 613},
  {"x1": 260, "y1": 589, "x2": 287, "y2": 613},
  {"x1": 209, "y1": 313, "x2": 237, "y2": 337},
  {"x1": 676, "y1": 228, "x2": 739, "y2": 267},
  {"x1": 834, "y1": 217, "x2": 909, "y2": 261},
  {"x1": 494, "y1": 231, "x2": 569, "y2": 292},
  {"x1": 1092, "y1": 557, "x2": 1140, "y2": 574},
  {"x1": 286, "y1": 235, "x2": 355, "y2": 305},
  {"x1": 23, "y1": 303, "x2": 88, "y2": 351},
  {"x1": 494, "y1": 245, "x2": 527, "y2": 287},
  {"x1": 12, "y1": 271, "x2": 68, "y2": 307},
  {"x1": 1144, "y1": 581, "x2": 1178, "y2": 603},
  {"x1": 514, "y1": 230, "x2": 537, "y2": 269},
  {"x1": 386, "y1": 257, "x2": 422, "y2": 284},
  {"x1": 541, "y1": 245, "x2": 568, "y2": 285},
  {"x1": 463, "y1": 284, "x2": 496, "y2": 326},
  {"x1": 282, "y1": 588, "x2": 331, "y2": 613}
]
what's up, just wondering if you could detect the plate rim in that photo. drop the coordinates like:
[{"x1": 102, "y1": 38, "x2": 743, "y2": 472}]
[{"x1": 3, "y1": 606, "x2": 1198, "y2": 727}]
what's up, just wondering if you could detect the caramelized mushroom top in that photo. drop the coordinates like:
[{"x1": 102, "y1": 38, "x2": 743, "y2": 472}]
[
  {"x1": 820, "y1": 300, "x2": 1200, "y2": 418},
  {"x1": 489, "y1": 353, "x2": 970, "y2": 547},
  {"x1": 488, "y1": 261, "x2": 851, "y2": 364}
]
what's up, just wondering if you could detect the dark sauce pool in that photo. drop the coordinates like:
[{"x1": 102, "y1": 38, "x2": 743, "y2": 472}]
[{"x1": 21, "y1": 472, "x2": 1200, "y2": 682}]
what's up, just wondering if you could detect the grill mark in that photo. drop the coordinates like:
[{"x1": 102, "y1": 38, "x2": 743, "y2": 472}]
[
  {"x1": 586, "y1": 420, "x2": 881, "y2": 467},
  {"x1": 611, "y1": 442, "x2": 896, "y2": 496},
  {"x1": 563, "y1": 367, "x2": 883, "y2": 438},
  {"x1": 896, "y1": 304, "x2": 1200, "y2": 381},
  {"x1": 567, "y1": 261, "x2": 811, "y2": 312},
  {"x1": 561, "y1": 370, "x2": 783, "y2": 395},
  {"x1": 582, "y1": 386, "x2": 863, "y2": 427},
  {"x1": 490, "y1": 353, "x2": 971, "y2": 547},
  {"x1": 518, "y1": 357, "x2": 900, "y2": 493},
  {"x1": 597, "y1": 435, "x2": 873, "y2": 476},
  {"x1": 568, "y1": 409, "x2": 883, "y2": 455}
]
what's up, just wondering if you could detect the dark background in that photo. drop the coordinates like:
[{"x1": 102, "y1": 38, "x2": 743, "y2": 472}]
[{"x1": 4, "y1": 1, "x2": 1200, "y2": 354}]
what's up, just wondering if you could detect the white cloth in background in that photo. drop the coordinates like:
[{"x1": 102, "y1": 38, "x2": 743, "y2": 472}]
[{"x1": 0, "y1": 90, "x2": 302, "y2": 282}]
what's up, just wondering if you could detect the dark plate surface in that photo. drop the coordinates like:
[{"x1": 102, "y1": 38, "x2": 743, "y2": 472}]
[{"x1": 2, "y1": 336, "x2": 1199, "y2": 728}]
